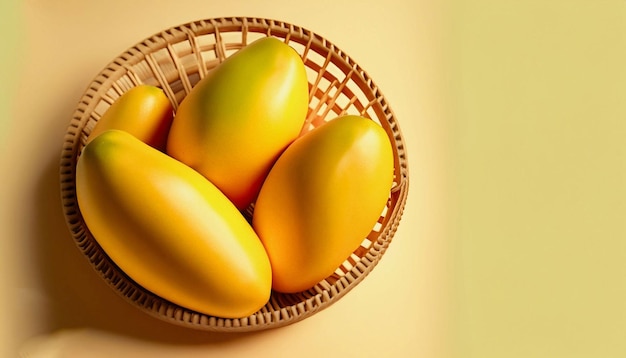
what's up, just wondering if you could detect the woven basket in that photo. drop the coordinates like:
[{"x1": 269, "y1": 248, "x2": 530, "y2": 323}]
[{"x1": 59, "y1": 17, "x2": 409, "y2": 332}]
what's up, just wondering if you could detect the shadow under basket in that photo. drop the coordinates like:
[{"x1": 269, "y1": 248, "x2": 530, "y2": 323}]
[{"x1": 59, "y1": 17, "x2": 409, "y2": 332}]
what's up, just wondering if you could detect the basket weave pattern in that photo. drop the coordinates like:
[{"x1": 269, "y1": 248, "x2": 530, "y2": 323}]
[{"x1": 60, "y1": 17, "x2": 409, "y2": 331}]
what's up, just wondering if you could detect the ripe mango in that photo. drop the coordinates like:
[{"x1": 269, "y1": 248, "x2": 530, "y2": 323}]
[
  {"x1": 87, "y1": 85, "x2": 174, "y2": 151},
  {"x1": 76, "y1": 130, "x2": 272, "y2": 318},
  {"x1": 252, "y1": 115, "x2": 395, "y2": 293},
  {"x1": 166, "y1": 37, "x2": 309, "y2": 210}
]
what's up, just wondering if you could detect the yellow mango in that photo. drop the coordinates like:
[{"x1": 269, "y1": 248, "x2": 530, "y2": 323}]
[
  {"x1": 76, "y1": 130, "x2": 272, "y2": 318},
  {"x1": 252, "y1": 115, "x2": 395, "y2": 293},
  {"x1": 166, "y1": 37, "x2": 309, "y2": 210},
  {"x1": 87, "y1": 85, "x2": 174, "y2": 151}
]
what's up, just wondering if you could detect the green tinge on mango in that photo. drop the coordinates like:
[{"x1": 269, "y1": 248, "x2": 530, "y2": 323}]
[
  {"x1": 76, "y1": 130, "x2": 272, "y2": 318},
  {"x1": 252, "y1": 115, "x2": 395, "y2": 293},
  {"x1": 166, "y1": 36, "x2": 309, "y2": 210}
]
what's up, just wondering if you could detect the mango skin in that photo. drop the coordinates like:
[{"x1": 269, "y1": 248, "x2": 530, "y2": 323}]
[
  {"x1": 166, "y1": 37, "x2": 309, "y2": 210},
  {"x1": 87, "y1": 85, "x2": 174, "y2": 151},
  {"x1": 252, "y1": 115, "x2": 395, "y2": 293},
  {"x1": 76, "y1": 130, "x2": 272, "y2": 318}
]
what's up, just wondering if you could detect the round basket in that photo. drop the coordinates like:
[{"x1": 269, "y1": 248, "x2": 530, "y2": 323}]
[{"x1": 59, "y1": 17, "x2": 409, "y2": 332}]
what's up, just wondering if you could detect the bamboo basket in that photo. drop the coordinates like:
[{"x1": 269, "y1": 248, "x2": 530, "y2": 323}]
[{"x1": 59, "y1": 17, "x2": 409, "y2": 332}]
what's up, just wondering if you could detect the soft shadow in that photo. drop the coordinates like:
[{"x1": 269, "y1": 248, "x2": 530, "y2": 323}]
[{"x1": 34, "y1": 144, "x2": 266, "y2": 346}]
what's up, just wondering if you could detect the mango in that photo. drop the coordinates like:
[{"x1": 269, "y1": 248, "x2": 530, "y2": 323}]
[
  {"x1": 87, "y1": 85, "x2": 174, "y2": 151},
  {"x1": 252, "y1": 115, "x2": 395, "y2": 293},
  {"x1": 76, "y1": 130, "x2": 272, "y2": 318},
  {"x1": 166, "y1": 37, "x2": 309, "y2": 210}
]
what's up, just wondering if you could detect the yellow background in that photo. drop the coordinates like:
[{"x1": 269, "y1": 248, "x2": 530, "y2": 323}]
[
  {"x1": 448, "y1": 1, "x2": 626, "y2": 357},
  {"x1": 1, "y1": 0, "x2": 626, "y2": 357}
]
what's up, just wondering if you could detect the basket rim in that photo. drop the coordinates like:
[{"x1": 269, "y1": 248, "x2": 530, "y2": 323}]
[{"x1": 59, "y1": 16, "x2": 409, "y2": 332}]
